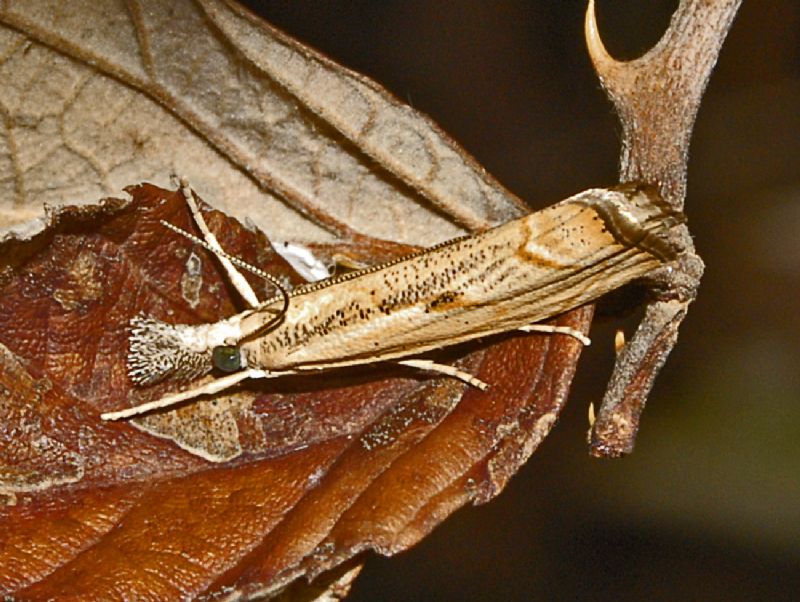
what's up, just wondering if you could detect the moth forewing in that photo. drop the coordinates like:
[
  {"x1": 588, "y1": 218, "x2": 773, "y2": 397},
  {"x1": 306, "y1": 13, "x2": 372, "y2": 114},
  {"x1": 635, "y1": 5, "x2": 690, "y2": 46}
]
[
  {"x1": 103, "y1": 184, "x2": 683, "y2": 421},
  {"x1": 236, "y1": 185, "x2": 681, "y2": 371}
]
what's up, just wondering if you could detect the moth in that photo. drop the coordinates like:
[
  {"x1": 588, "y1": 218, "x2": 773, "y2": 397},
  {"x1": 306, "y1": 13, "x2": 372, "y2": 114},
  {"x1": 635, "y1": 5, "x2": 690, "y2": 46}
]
[{"x1": 101, "y1": 181, "x2": 684, "y2": 421}]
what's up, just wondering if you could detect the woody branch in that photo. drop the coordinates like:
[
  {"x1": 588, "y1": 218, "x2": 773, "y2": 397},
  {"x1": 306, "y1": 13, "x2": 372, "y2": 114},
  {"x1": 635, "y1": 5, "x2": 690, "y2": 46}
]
[{"x1": 585, "y1": 0, "x2": 742, "y2": 456}]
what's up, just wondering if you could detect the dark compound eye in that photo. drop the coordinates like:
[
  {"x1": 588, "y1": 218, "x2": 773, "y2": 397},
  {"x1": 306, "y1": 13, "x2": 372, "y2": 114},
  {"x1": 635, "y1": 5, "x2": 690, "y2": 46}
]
[{"x1": 212, "y1": 346, "x2": 242, "y2": 372}]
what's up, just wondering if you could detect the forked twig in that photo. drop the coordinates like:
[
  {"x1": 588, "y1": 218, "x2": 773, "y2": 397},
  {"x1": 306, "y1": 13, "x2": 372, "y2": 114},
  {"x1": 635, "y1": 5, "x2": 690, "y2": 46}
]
[{"x1": 585, "y1": 0, "x2": 742, "y2": 456}]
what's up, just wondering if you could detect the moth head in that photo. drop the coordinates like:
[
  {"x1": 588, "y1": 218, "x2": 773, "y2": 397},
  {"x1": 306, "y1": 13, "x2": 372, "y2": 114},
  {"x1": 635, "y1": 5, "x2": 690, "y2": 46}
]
[{"x1": 127, "y1": 315, "x2": 213, "y2": 386}]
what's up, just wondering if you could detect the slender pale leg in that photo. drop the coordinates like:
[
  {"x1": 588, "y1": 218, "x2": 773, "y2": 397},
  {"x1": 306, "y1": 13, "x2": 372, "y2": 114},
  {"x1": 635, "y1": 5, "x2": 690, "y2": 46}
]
[
  {"x1": 518, "y1": 324, "x2": 591, "y2": 346},
  {"x1": 397, "y1": 359, "x2": 489, "y2": 390},
  {"x1": 176, "y1": 178, "x2": 260, "y2": 308}
]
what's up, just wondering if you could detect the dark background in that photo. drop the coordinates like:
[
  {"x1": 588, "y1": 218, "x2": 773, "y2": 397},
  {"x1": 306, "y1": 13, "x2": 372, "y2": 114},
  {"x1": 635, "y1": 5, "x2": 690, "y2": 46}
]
[{"x1": 246, "y1": 2, "x2": 800, "y2": 600}]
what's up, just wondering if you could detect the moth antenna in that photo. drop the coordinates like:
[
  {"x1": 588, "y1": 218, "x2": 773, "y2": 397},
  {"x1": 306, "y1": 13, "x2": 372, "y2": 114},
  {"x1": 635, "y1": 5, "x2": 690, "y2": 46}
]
[
  {"x1": 159, "y1": 220, "x2": 290, "y2": 327},
  {"x1": 127, "y1": 315, "x2": 212, "y2": 386}
]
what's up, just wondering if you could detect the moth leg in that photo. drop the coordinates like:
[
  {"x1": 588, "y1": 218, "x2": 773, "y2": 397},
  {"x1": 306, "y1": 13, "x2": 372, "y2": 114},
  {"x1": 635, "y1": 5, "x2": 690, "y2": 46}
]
[
  {"x1": 177, "y1": 177, "x2": 261, "y2": 308},
  {"x1": 102, "y1": 368, "x2": 271, "y2": 420},
  {"x1": 519, "y1": 324, "x2": 591, "y2": 346},
  {"x1": 397, "y1": 359, "x2": 489, "y2": 390}
]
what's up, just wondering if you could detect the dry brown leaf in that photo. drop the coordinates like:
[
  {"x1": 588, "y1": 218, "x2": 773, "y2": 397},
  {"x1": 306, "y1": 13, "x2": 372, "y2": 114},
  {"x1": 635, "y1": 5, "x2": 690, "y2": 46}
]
[
  {"x1": 0, "y1": 2, "x2": 593, "y2": 599},
  {"x1": 0, "y1": 185, "x2": 590, "y2": 599}
]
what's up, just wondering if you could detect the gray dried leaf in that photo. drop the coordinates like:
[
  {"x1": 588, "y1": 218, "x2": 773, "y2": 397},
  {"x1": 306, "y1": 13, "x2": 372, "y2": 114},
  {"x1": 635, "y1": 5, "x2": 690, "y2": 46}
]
[{"x1": 0, "y1": 0, "x2": 526, "y2": 244}]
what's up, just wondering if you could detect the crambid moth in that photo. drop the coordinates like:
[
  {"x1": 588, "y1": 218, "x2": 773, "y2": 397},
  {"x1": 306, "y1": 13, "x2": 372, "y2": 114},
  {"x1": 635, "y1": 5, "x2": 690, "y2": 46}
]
[{"x1": 101, "y1": 182, "x2": 684, "y2": 421}]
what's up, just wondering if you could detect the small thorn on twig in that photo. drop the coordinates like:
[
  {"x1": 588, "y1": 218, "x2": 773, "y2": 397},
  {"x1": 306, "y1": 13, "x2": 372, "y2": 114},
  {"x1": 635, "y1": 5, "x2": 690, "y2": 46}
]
[
  {"x1": 614, "y1": 329, "x2": 626, "y2": 355},
  {"x1": 585, "y1": 0, "x2": 621, "y2": 85}
]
